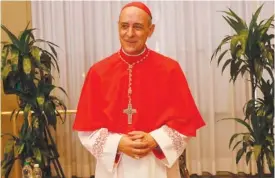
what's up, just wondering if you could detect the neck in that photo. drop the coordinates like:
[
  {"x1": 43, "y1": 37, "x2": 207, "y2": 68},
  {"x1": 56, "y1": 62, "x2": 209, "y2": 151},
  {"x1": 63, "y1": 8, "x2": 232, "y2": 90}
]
[
  {"x1": 119, "y1": 46, "x2": 150, "y2": 64},
  {"x1": 121, "y1": 47, "x2": 146, "y2": 57}
]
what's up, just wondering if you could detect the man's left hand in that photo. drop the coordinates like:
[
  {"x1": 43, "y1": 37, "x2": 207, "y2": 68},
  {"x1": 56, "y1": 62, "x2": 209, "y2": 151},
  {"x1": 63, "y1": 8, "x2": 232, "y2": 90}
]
[{"x1": 128, "y1": 131, "x2": 158, "y2": 151}]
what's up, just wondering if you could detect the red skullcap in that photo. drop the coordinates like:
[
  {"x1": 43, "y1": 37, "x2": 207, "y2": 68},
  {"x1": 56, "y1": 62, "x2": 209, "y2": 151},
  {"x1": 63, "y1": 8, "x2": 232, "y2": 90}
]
[{"x1": 122, "y1": 2, "x2": 152, "y2": 18}]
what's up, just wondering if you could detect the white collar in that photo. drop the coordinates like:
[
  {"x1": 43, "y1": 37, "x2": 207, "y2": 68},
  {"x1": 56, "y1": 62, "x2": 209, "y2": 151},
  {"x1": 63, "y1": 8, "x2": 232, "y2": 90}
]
[{"x1": 121, "y1": 47, "x2": 146, "y2": 57}]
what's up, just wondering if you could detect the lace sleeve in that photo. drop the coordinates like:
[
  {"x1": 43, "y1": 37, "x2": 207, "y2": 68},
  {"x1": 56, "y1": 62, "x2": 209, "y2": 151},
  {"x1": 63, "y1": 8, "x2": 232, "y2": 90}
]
[
  {"x1": 163, "y1": 125, "x2": 187, "y2": 156},
  {"x1": 90, "y1": 128, "x2": 109, "y2": 159}
]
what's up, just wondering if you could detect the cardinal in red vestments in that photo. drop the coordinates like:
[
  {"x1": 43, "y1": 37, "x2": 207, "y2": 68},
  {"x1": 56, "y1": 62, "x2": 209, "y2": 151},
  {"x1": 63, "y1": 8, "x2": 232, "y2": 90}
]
[{"x1": 73, "y1": 2, "x2": 205, "y2": 178}]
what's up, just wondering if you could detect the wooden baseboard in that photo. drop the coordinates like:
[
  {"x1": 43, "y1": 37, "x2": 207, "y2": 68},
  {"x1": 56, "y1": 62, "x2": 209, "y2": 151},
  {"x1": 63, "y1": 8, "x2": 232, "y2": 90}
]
[
  {"x1": 190, "y1": 172, "x2": 273, "y2": 178},
  {"x1": 69, "y1": 172, "x2": 273, "y2": 178}
]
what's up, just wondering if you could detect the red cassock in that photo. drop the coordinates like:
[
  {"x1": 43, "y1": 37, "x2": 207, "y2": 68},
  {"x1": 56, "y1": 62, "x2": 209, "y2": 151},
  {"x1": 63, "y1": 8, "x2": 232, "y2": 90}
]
[{"x1": 73, "y1": 47, "x2": 205, "y2": 136}]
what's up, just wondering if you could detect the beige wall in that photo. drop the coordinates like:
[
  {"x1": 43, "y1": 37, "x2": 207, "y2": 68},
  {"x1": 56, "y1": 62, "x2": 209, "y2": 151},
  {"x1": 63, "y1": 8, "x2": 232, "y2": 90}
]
[{"x1": 1, "y1": 1, "x2": 32, "y2": 177}]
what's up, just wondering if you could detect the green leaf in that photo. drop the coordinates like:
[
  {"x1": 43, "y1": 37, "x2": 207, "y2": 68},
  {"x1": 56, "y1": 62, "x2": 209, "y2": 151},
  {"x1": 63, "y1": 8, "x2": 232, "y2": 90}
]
[
  {"x1": 265, "y1": 149, "x2": 274, "y2": 171},
  {"x1": 1, "y1": 133, "x2": 18, "y2": 140},
  {"x1": 36, "y1": 95, "x2": 45, "y2": 107},
  {"x1": 43, "y1": 101, "x2": 57, "y2": 129},
  {"x1": 244, "y1": 99, "x2": 254, "y2": 120},
  {"x1": 232, "y1": 140, "x2": 242, "y2": 150},
  {"x1": 14, "y1": 143, "x2": 25, "y2": 156},
  {"x1": 221, "y1": 59, "x2": 232, "y2": 74},
  {"x1": 223, "y1": 16, "x2": 243, "y2": 34},
  {"x1": 229, "y1": 133, "x2": 242, "y2": 148},
  {"x1": 24, "y1": 21, "x2": 31, "y2": 31},
  {"x1": 23, "y1": 56, "x2": 32, "y2": 74},
  {"x1": 230, "y1": 35, "x2": 240, "y2": 58},
  {"x1": 230, "y1": 60, "x2": 242, "y2": 83},
  {"x1": 247, "y1": 32, "x2": 256, "y2": 56},
  {"x1": 239, "y1": 64, "x2": 249, "y2": 77},
  {"x1": 31, "y1": 46, "x2": 41, "y2": 63},
  {"x1": 40, "y1": 83, "x2": 55, "y2": 96},
  {"x1": 24, "y1": 104, "x2": 32, "y2": 120},
  {"x1": 267, "y1": 51, "x2": 273, "y2": 66},
  {"x1": 243, "y1": 133, "x2": 251, "y2": 142},
  {"x1": 221, "y1": 118, "x2": 254, "y2": 135},
  {"x1": 32, "y1": 116, "x2": 39, "y2": 129},
  {"x1": 223, "y1": 9, "x2": 247, "y2": 33},
  {"x1": 1, "y1": 45, "x2": 9, "y2": 65},
  {"x1": 249, "y1": 4, "x2": 264, "y2": 31},
  {"x1": 4, "y1": 140, "x2": 14, "y2": 157},
  {"x1": 217, "y1": 50, "x2": 228, "y2": 66},
  {"x1": 49, "y1": 96, "x2": 67, "y2": 123},
  {"x1": 8, "y1": 109, "x2": 16, "y2": 123},
  {"x1": 9, "y1": 108, "x2": 22, "y2": 122},
  {"x1": 1, "y1": 64, "x2": 11, "y2": 79},
  {"x1": 43, "y1": 50, "x2": 60, "y2": 74},
  {"x1": 1, "y1": 158, "x2": 15, "y2": 178},
  {"x1": 32, "y1": 147, "x2": 42, "y2": 164},
  {"x1": 236, "y1": 148, "x2": 245, "y2": 164},
  {"x1": 254, "y1": 60, "x2": 263, "y2": 80},
  {"x1": 227, "y1": 8, "x2": 247, "y2": 28},
  {"x1": 1, "y1": 24, "x2": 20, "y2": 50},
  {"x1": 48, "y1": 44, "x2": 58, "y2": 59},
  {"x1": 39, "y1": 63, "x2": 51, "y2": 73},
  {"x1": 33, "y1": 39, "x2": 59, "y2": 47},
  {"x1": 32, "y1": 46, "x2": 60, "y2": 74},
  {"x1": 19, "y1": 28, "x2": 35, "y2": 52},
  {"x1": 239, "y1": 30, "x2": 248, "y2": 54},
  {"x1": 246, "y1": 151, "x2": 252, "y2": 165},
  {"x1": 211, "y1": 35, "x2": 232, "y2": 61},
  {"x1": 10, "y1": 47, "x2": 19, "y2": 65},
  {"x1": 262, "y1": 34, "x2": 274, "y2": 44},
  {"x1": 266, "y1": 135, "x2": 273, "y2": 144},
  {"x1": 264, "y1": 66, "x2": 274, "y2": 82},
  {"x1": 259, "y1": 15, "x2": 274, "y2": 36},
  {"x1": 18, "y1": 144, "x2": 25, "y2": 155},
  {"x1": 14, "y1": 109, "x2": 22, "y2": 122},
  {"x1": 253, "y1": 145, "x2": 262, "y2": 161},
  {"x1": 56, "y1": 86, "x2": 69, "y2": 97}
]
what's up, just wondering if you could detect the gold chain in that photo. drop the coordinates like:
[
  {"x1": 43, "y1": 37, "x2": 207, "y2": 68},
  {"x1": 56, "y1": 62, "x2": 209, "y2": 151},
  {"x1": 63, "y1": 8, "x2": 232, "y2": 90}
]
[{"x1": 118, "y1": 50, "x2": 150, "y2": 104}]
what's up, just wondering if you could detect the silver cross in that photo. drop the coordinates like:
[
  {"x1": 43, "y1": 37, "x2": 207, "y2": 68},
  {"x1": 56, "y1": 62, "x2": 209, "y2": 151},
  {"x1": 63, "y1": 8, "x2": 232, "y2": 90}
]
[{"x1": 123, "y1": 103, "x2": 137, "y2": 124}]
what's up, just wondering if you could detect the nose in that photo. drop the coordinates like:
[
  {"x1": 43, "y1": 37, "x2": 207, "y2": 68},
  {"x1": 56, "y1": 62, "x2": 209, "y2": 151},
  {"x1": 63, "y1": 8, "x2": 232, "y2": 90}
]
[{"x1": 126, "y1": 27, "x2": 134, "y2": 37}]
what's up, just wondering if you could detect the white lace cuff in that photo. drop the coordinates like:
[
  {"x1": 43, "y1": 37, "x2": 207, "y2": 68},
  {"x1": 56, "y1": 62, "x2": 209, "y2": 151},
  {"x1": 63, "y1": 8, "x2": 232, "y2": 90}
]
[{"x1": 150, "y1": 125, "x2": 190, "y2": 167}]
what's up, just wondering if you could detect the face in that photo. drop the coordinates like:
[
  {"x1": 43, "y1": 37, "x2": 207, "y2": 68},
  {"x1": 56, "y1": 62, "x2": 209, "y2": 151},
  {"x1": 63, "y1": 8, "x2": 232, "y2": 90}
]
[{"x1": 118, "y1": 6, "x2": 155, "y2": 55}]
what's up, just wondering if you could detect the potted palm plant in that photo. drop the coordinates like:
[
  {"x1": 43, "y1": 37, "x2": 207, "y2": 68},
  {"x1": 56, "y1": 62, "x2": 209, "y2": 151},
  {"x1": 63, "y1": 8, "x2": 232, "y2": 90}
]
[
  {"x1": 211, "y1": 4, "x2": 274, "y2": 178},
  {"x1": 1, "y1": 23, "x2": 67, "y2": 177}
]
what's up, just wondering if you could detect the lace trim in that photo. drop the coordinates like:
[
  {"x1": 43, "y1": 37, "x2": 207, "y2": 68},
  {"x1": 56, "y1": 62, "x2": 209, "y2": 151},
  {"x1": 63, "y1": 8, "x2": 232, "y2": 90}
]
[
  {"x1": 163, "y1": 125, "x2": 185, "y2": 156},
  {"x1": 91, "y1": 129, "x2": 109, "y2": 159}
]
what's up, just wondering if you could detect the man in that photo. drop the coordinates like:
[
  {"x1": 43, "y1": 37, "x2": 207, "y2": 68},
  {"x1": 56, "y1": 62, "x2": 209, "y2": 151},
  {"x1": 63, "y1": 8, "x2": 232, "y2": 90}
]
[{"x1": 73, "y1": 2, "x2": 205, "y2": 178}]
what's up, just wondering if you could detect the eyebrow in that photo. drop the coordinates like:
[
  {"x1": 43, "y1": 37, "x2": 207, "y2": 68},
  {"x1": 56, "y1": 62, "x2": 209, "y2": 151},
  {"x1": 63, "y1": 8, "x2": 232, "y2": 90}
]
[
  {"x1": 119, "y1": 22, "x2": 145, "y2": 27},
  {"x1": 133, "y1": 23, "x2": 144, "y2": 27}
]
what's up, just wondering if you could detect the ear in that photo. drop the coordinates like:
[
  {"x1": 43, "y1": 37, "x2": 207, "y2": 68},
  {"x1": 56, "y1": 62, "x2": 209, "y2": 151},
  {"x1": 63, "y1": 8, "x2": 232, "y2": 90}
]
[{"x1": 148, "y1": 24, "x2": 155, "y2": 38}]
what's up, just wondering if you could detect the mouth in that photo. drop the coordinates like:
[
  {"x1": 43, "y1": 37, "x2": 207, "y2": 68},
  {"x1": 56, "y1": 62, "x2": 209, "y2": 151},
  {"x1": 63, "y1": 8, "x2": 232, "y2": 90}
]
[{"x1": 125, "y1": 40, "x2": 137, "y2": 44}]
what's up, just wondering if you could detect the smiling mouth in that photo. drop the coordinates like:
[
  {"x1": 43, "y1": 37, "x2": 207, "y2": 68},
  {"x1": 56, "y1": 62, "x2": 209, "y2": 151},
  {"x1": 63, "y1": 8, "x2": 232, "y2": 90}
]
[{"x1": 125, "y1": 40, "x2": 136, "y2": 43}]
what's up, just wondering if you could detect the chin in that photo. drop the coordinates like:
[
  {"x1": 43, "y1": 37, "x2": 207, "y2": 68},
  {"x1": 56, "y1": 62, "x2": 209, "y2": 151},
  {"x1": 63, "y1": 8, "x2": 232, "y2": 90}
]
[{"x1": 123, "y1": 46, "x2": 139, "y2": 55}]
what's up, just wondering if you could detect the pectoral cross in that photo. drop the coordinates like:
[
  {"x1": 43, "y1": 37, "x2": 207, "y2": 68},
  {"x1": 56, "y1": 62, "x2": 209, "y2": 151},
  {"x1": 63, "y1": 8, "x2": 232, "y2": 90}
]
[{"x1": 123, "y1": 103, "x2": 137, "y2": 124}]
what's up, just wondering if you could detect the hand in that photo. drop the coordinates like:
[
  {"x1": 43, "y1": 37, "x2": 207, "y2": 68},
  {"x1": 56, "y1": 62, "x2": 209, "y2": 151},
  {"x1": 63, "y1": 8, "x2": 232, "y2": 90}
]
[
  {"x1": 128, "y1": 131, "x2": 158, "y2": 152},
  {"x1": 118, "y1": 135, "x2": 151, "y2": 159}
]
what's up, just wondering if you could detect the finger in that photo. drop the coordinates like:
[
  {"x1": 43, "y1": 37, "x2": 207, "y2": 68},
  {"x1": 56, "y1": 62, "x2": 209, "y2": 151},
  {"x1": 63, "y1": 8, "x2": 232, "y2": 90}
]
[
  {"x1": 131, "y1": 148, "x2": 151, "y2": 159},
  {"x1": 132, "y1": 141, "x2": 148, "y2": 149},
  {"x1": 128, "y1": 134, "x2": 144, "y2": 140},
  {"x1": 128, "y1": 131, "x2": 145, "y2": 135},
  {"x1": 132, "y1": 139, "x2": 143, "y2": 143},
  {"x1": 132, "y1": 147, "x2": 151, "y2": 156}
]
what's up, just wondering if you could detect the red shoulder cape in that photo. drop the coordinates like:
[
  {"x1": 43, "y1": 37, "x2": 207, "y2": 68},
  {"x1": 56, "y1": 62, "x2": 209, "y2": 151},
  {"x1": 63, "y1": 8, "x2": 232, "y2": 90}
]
[{"x1": 73, "y1": 48, "x2": 205, "y2": 136}]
